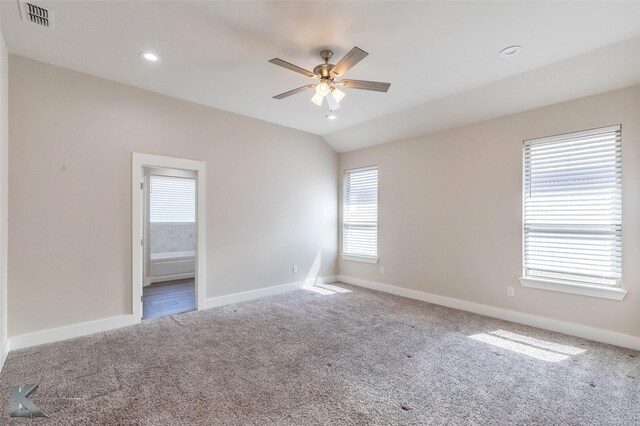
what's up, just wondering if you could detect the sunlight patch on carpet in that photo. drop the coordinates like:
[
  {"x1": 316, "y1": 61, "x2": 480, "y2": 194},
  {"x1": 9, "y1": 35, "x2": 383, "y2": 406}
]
[
  {"x1": 469, "y1": 330, "x2": 586, "y2": 362},
  {"x1": 305, "y1": 283, "x2": 352, "y2": 295}
]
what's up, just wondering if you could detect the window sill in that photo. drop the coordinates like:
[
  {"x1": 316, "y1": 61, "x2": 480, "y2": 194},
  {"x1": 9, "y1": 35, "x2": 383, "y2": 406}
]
[
  {"x1": 519, "y1": 277, "x2": 627, "y2": 301},
  {"x1": 341, "y1": 254, "x2": 379, "y2": 264}
]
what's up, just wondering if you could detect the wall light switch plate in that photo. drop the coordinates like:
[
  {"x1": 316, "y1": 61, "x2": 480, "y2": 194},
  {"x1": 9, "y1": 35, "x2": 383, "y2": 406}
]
[
  {"x1": 507, "y1": 287, "x2": 514, "y2": 297},
  {"x1": 292, "y1": 265, "x2": 298, "y2": 273},
  {"x1": 379, "y1": 266, "x2": 385, "y2": 274}
]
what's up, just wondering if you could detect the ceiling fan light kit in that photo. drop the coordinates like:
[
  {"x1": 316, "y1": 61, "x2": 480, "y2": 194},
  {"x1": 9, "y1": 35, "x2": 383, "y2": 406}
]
[
  {"x1": 269, "y1": 46, "x2": 391, "y2": 113},
  {"x1": 316, "y1": 81, "x2": 330, "y2": 95},
  {"x1": 331, "y1": 87, "x2": 346, "y2": 103},
  {"x1": 310, "y1": 93, "x2": 324, "y2": 106}
]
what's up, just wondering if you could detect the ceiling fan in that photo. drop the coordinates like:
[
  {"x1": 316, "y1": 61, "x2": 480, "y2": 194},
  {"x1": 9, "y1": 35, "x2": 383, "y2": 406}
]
[{"x1": 269, "y1": 47, "x2": 391, "y2": 112}]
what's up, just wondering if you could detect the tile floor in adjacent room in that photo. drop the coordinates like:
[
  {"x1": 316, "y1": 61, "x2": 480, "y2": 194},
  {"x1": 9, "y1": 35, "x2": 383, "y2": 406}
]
[{"x1": 142, "y1": 279, "x2": 196, "y2": 320}]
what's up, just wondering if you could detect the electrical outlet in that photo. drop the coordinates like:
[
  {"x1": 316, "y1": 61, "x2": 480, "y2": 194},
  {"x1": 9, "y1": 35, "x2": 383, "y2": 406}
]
[
  {"x1": 292, "y1": 265, "x2": 298, "y2": 273},
  {"x1": 379, "y1": 266, "x2": 385, "y2": 274},
  {"x1": 507, "y1": 287, "x2": 514, "y2": 297}
]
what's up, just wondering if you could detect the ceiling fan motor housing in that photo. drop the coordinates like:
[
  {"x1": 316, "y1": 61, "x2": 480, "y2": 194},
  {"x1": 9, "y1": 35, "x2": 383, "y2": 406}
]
[
  {"x1": 314, "y1": 49, "x2": 336, "y2": 79},
  {"x1": 313, "y1": 63, "x2": 335, "y2": 79}
]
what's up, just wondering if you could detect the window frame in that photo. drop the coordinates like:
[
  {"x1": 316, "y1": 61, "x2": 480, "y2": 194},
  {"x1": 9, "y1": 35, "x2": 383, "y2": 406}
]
[
  {"x1": 519, "y1": 125, "x2": 626, "y2": 300},
  {"x1": 341, "y1": 165, "x2": 379, "y2": 264}
]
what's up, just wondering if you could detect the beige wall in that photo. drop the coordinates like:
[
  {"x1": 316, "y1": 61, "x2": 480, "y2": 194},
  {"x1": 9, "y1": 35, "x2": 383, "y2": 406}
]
[
  {"x1": 339, "y1": 85, "x2": 640, "y2": 337},
  {"x1": 8, "y1": 54, "x2": 639, "y2": 341},
  {"x1": 8, "y1": 56, "x2": 338, "y2": 337},
  {"x1": 0, "y1": 8, "x2": 8, "y2": 358}
]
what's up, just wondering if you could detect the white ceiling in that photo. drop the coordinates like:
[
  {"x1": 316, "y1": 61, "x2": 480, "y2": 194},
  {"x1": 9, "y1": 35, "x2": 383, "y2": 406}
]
[{"x1": 2, "y1": 1, "x2": 640, "y2": 152}]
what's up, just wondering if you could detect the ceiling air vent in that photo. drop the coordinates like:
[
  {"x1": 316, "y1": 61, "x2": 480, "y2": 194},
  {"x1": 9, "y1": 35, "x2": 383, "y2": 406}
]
[{"x1": 18, "y1": 1, "x2": 55, "y2": 30}]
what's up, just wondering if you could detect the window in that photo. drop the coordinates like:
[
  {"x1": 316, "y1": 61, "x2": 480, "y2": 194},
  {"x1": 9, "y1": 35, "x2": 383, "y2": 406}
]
[
  {"x1": 521, "y1": 125, "x2": 624, "y2": 299},
  {"x1": 342, "y1": 166, "x2": 378, "y2": 262},
  {"x1": 149, "y1": 175, "x2": 196, "y2": 223}
]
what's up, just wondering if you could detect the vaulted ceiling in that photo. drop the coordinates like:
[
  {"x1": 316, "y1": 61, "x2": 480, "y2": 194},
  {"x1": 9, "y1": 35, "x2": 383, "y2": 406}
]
[{"x1": 3, "y1": 1, "x2": 640, "y2": 152}]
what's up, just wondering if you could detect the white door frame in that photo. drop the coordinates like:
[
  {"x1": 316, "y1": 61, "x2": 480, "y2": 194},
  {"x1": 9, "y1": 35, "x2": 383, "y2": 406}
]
[{"x1": 132, "y1": 153, "x2": 206, "y2": 322}]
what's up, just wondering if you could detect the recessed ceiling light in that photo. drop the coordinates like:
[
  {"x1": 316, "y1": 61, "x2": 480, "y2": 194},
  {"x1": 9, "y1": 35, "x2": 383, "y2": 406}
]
[
  {"x1": 499, "y1": 45, "x2": 522, "y2": 58},
  {"x1": 326, "y1": 114, "x2": 337, "y2": 120},
  {"x1": 140, "y1": 51, "x2": 160, "y2": 62}
]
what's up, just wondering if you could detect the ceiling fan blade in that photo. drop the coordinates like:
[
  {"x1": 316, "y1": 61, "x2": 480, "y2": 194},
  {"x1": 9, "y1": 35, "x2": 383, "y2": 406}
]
[
  {"x1": 272, "y1": 84, "x2": 316, "y2": 100},
  {"x1": 330, "y1": 46, "x2": 369, "y2": 77},
  {"x1": 268, "y1": 58, "x2": 317, "y2": 78},
  {"x1": 338, "y1": 79, "x2": 391, "y2": 92}
]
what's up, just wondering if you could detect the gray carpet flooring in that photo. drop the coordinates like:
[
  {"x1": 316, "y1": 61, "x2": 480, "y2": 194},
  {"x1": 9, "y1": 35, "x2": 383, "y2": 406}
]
[{"x1": 1, "y1": 282, "x2": 639, "y2": 425}]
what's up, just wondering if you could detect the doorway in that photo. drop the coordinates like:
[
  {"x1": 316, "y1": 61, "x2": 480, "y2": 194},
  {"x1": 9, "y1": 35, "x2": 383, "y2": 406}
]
[
  {"x1": 132, "y1": 153, "x2": 206, "y2": 322},
  {"x1": 142, "y1": 167, "x2": 196, "y2": 319}
]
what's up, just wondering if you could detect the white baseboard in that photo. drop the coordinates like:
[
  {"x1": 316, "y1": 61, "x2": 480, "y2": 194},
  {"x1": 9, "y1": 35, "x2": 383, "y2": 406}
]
[
  {"x1": 337, "y1": 275, "x2": 640, "y2": 351},
  {"x1": 0, "y1": 338, "x2": 8, "y2": 370},
  {"x1": 203, "y1": 279, "x2": 311, "y2": 310},
  {"x1": 9, "y1": 315, "x2": 138, "y2": 351},
  {"x1": 6, "y1": 276, "x2": 334, "y2": 354},
  {"x1": 6, "y1": 274, "x2": 636, "y2": 356},
  {"x1": 318, "y1": 275, "x2": 338, "y2": 284}
]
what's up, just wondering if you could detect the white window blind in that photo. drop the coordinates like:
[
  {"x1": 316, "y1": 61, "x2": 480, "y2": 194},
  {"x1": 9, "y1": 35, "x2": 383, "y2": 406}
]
[
  {"x1": 149, "y1": 175, "x2": 195, "y2": 223},
  {"x1": 343, "y1": 166, "x2": 378, "y2": 258},
  {"x1": 523, "y1": 125, "x2": 622, "y2": 287}
]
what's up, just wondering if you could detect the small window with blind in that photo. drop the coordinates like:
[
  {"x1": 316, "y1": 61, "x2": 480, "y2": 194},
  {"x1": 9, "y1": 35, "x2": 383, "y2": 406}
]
[
  {"x1": 342, "y1": 166, "x2": 379, "y2": 263},
  {"x1": 520, "y1": 125, "x2": 625, "y2": 300},
  {"x1": 149, "y1": 175, "x2": 196, "y2": 223}
]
